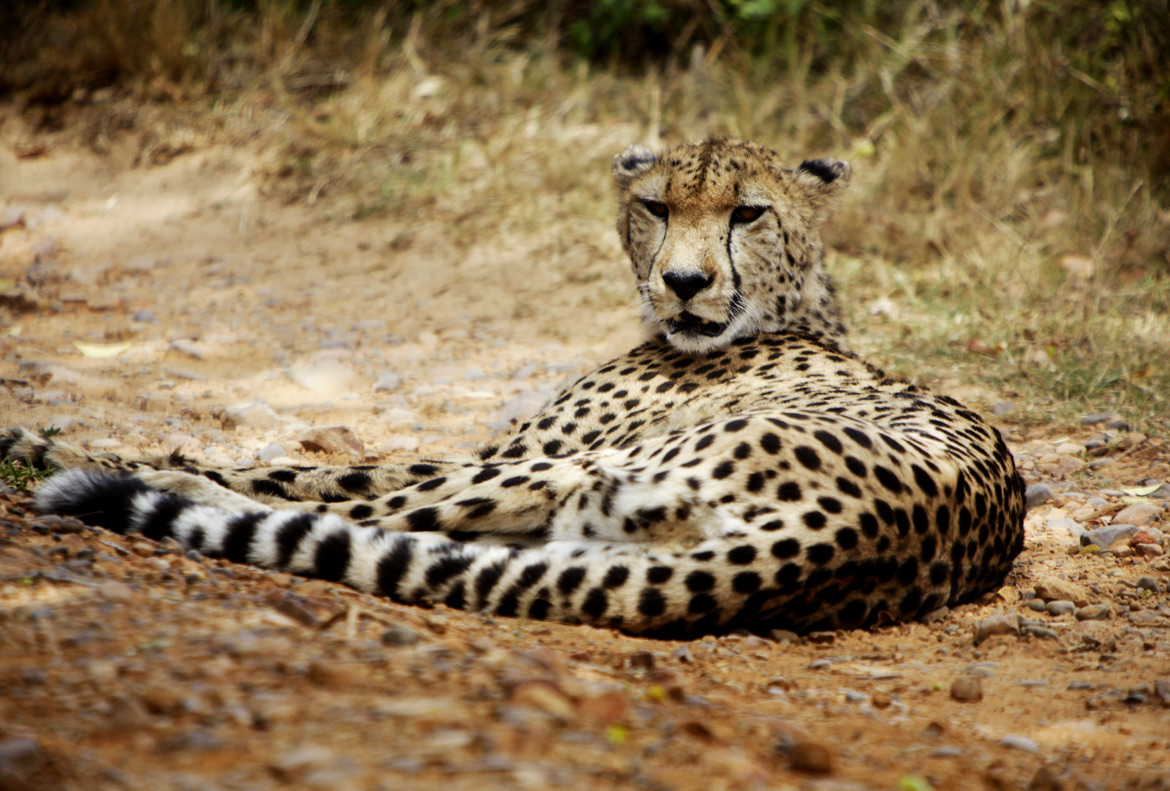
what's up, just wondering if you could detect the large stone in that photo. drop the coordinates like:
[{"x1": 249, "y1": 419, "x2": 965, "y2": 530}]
[
  {"x1": 298, "y1": 426, "x2": 363, "y2": 458},
  {"x1": 1033, "y1": 577, "x2": 1091, "y2": 606}
]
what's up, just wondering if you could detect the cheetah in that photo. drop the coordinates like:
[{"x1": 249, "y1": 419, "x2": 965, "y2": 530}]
[{"x1": 5, "y1": 138, "x2": 1025, "y2": 637}]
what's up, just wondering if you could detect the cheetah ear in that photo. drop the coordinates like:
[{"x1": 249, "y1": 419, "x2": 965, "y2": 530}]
[
  {"x1": 613, "y1": 145, "x2": 659, "y2": 190},
  {"x1": 789, "y1": 158, "x2": 851, "y2": 225}
]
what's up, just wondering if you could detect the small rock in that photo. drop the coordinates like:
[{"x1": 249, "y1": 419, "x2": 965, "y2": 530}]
[
  {"x1": 1080, "y1": 524, "x2": 1141, "y2": 550},
  {"x1": 1135, "y1": 543, "x2": 1164, "y2": 558},
  {"x1": 787, "y1": 739, "x2": 834, "y2": 774},
  {"x1": 1000, "y1": 734, "x2": 1040, "y2": 753},
  {"x1": 628, "y1": 651, "x2": 655, "y2": 671},
  {"x1": 770, "y1": 629, "x2": 799, "y2": 644},
  {"x1": 257, "y1": 442, "x2": 288, "y2": 462},
  {"x1": 973, "y1": 614, "x2": 1020, "y2": 645},
  {"x1": 1080, "y1": 412, "x2": 1118, "y2": 426},
  {"x1": 307, "y1": 660, "x2": 365, "y2": 687},
  {"x1": 1046, "y1": 517, "x2": 1083, "y2": 540},
  {"x1": 373, "y1": 372, "x2": 402, "y2": 392},
  {"x1": 0, "y1": 736, "x2": 43, "y2": 787},
  {"x1": 288, "y1": 358, "x2": 361, "y2": 397},
  {"x1": 221, "y1": 401, "x2": 283, "y2": 430},
  {"x1": 131, "y1": 541, "x2": 156, "y2": 558},
  {"x1": 870, "y1": 691, "x2": 892, "y2": 709},
  {"x1": 509, "y1": 680, "x2": 575, "y2": 721},
  {"x1": 97, "y1": 581, "x2": 135, "y2": 602},
  {"x1": 1154, "y1": 679, "x2": 1170, "y2": 706},
  {"x1": 671, "y1": 645, "x2": 694, "y2": 663},
  {"x1": 991, "y1": 401, "x2": 1013, "y2": 416},
  {"x1": 1106, "y1": 417, "x2": 1132, "y2": 431},
  {"x1": 1034, "y1": 577, "x2": 1091, "y2": 606},
  {"x1": 1045, "y1": 600, "x2": 1075, "y2": 616},
  {"x1": 381, "y1": 625, "x2": 420, "y2": 646},
  {"x1": 950, "y1": 676, "x2": 983, "y2": 702},
  {"x1": 1075, "y1": 604, "x2": 1111, "y2": 621},
  {"x1": 299, "y1": 426, "x2": 363, "y2": 458},
  {"x1": 1113, "y1": 503, "x2": 1160, "y2": 527},
  {"x1": 1136, "y1": 576, "x2": 1161, "y2": 593},
  {"x1": 1025, "y1": 483, "x2": 1055, "y2": 509},
  {"x1": 1021, "y1": 625, "x2": 1060, "y2": 640}
]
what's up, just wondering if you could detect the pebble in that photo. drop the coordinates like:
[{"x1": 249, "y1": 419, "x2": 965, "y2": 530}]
[
  {"x1": 950, "y1": 676, "x2": 983, "y2": 702},
  {"x1": 973, "y1": 615, "x2": 1019, "y2": 645},
  {"x1": 1046, "y1": 517, "x2": 1083, "y2": 540},
  {"x1": 1021, "y1": 625, "x2": 1060, "y2": 640},
  {"x1": 991, "y1": 402, "x2": 1013, "y2": 416},
  {"x1": 1080, "y1": 412, "x2": 1118, "y2": 425},
  {"x1": 1026, "y1": 483, "x2": 1055, "y2": 508},
  {"x1": 381, "y1": 625, "x2": 421, "y2": 646},
  {"x1": 1136, "y1": 577, "x2": 1161, "y2": 593},
  {"x1": 787, "y1": 739, "x2": 834, "y2": 774},
  {"x1": 1135, "y1": 543, "x2": 1164, "y2": 557},
  {"x1": 1155, "y1": 679, "x2": 1170, "y2": 706},
  {"x1": 1024, "y1": 599, "x2": 1047, "y2": 612},
  {"x1": 1033, "y1": 577, "x2": 1090, "y2": 606},
  {"x1": 298, "y1": 426, "x2": 363, "y2": 457},
  {"x1": 1080, "y1": 524, "x2": 1140, "y2": 550},
  {"x1": 257, "y1": 442, "x2": 288, "y2": 462},
  {"x1": 97, "y1": 581, "x2": 135, "y2": 602},
  {"x1": 373, "y1": 372, "x2": 403, "y2": 392},
  {"x1": 1113, "y1": 503, "x2": 1160, "y2": 527},
  {"x1": 1000, "y1": 734, "x2": 1040, "y2": 753},
  {"x1": 1075, "y1": 604, "x2": 1111, "y2": 621},
  {"x1": 0, "y1": 736, "x2": 43, "y2": 786},
  {"x1": 221, "y1": 401, "x2": 283, "y2": 430},
  {"x1": 1044, "y1": 600, "x2": 1075, "y2": 616}
]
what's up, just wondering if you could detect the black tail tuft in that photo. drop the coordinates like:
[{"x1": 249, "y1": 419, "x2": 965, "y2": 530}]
[{"x1": 35, "y1": 469, "x2": 154, "y2": 535}]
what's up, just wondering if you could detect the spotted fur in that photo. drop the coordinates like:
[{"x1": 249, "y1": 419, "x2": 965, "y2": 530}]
[{"x1": 6, "y1": 138, "x2": 1025, "y2": 637}]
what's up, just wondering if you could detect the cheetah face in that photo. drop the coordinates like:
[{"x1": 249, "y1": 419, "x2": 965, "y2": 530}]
[{"x1": 613, "y1": 139, "x2": 849, "y2": 354}]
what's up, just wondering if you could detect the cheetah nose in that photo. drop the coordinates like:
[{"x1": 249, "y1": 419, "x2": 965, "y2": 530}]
[{"x1": 662, "y1": 271, "x2": 714, "y2": 301}]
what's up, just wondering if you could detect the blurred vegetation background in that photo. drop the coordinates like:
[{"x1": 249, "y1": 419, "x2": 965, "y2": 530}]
[{"x1": 2, "y1": 0, "x2": 1168, "y2": 424}]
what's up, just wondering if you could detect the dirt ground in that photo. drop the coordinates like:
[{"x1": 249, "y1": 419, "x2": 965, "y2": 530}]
[{"x1": 1, "y1": 107, "x2": 1168, "y2": 791}]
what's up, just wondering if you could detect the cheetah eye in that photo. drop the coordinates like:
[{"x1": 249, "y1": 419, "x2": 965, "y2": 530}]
[
  {"x1": 731, "y1": 205, "x2": 766, "y2": 225},
  {"x1": 641, "y1": 200, "x2": 669, "y2": 219}
]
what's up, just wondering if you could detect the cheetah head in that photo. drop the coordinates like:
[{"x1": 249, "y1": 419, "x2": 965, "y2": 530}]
[{"x1": 613, "y1": 138, "x2": 850, "y2": 354}]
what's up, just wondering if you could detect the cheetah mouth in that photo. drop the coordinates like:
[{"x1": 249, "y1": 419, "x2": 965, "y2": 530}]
[{"x1": 666, "y1": 312, "x2": 729, "y2": 338}]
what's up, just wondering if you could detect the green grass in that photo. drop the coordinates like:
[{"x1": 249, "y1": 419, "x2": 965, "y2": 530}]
[{"x1": 4, "y1": 0, "x2": 1168, "y2": 429}]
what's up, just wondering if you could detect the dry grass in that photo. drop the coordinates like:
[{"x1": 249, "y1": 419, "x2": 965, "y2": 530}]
[{"x1": 5, "y1": 0, "x2": 1169, "y2": 428}]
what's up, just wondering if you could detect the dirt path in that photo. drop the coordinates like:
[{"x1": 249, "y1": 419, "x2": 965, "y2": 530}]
[{"x1": 1, "y1": 113, "x2": 1168, "y2": 790}]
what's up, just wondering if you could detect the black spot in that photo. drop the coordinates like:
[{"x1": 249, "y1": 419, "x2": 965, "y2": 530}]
[
  {"x1": 760, "y1": 433, "x2": 781, "y2": 454},
  {"x1": 844, "y1": 456, "x2": 867, "y2": 477},
  {"x1": 250, "y1": 478, "x2": 295, "y2": 500},
  {"x1": 912, "y1": 465, "x2": 939, "y2": 498},
  {"x1": 929, "y1": 561, "x2": 949, "y2": 585},
  {"x1": 537, "y1": 416, "x2": 557, "y2": 430},
  {"x1": 897, "y1": 558, "x2": 919, "y2": 585},
  {"x1": 834, "y1": 527, "x2": 859, "y2": 550},
  {"x1": 695, "y1": 434, "x2": 716, "y2": 451},
  {"x1": 813, "y1": 430, "x2": 843, "y2": 454},
  {"x1": 793, "y1": 446, "x2": 821, "y2": 470},
  {"x1": 530, "y1": 462, "x2": 553, "y2": 472},
  {"x1": 836, "y1": 477, "x2": 862, "y2": 498},
  {"x1": 873, "y1": 466, "x2": 903, "y2": 494},
  {"x1": 733, "y1": 442, "x2": 751, "y2": 460},
  {"x1": 646, "y1": 566, "x2": 673, "y2": 584},
  {"x1": 842, "y1": 427, "x2": 872, "y2": 448},
  {"x1": 603, "y1": 566, "x2": 630, "y2": 589},
  {"x1": 409, "y1": 463, "x2": 441, "y2": 477},
  {"x1": 501, "y1": 444, "x2": 527, "y2": 459},
  {"x1": 582, "y1": 588, "x2": 609, "y2": 618},
  {"x1": 459, "y1": 498, "x2": 497, "y2": 519},
  {"x1": 406, "y1": 507, "x2": 440, "y2": 532},
  {"x1": 314, "y1": 531, "x2": 352, "y2": 582},
  {"x1": 712, "y1": 461, "x2": 735, "y2": 479},
  {"x1": 727, "y1": 545, "x2": 756, "y2": 564},
  {"x1": 349, "y1": 503, "x2": 374, "y2": 520},
  {"x1": 687, "y1": 593, "x2": 717, "y2": 613},
  {"x1": 690, "y1": 550, "x2": 715, "y2": 561},
  {"x1": 724, "y1": 419, "x2": 748, "y2": 432},
  {"x1": 268, "y1": 468, "x2": 297, "y2": 483},
  {"x1": 638, "y1": 588, "x2": 667, "y2": 617},
  {"x1": 472, "y1": 468, "x2": 501, "y2": 484},
  {"x1": 543, "y1": 440, "x2": 563, "y2": 455},
  {"x1": 771, "y1": 538, "x2": 800, "y2": 559},
  {"x1": 557, "y1": 566, "x2": 587, "y2": 595},
  {"x1": 337, "y1": 471, "x2": 373, "y2": 494},
  {"x1": 858, "y1": 512, "x2": 878, "y2": 538},
  {"x1": 761, "y1": 519, "x2": 784, "y2": 531},
  {"x1": 777, "y1": 481, "x2": 802, "y2": 501},
  {"x1": 817, "y1": 496, "x2": 843, "y2": 514},
  {"x1": 501, "y1": 476, "x2": 529, "y2": 488},
  {"x1": 222, "y1": 512, "x2": 264, "y2": 563},
  {"x1": 919, "y1": 534, "x2": 938, "y2": 562},
  {"x1": 802, "y1": 511, "x2": 827, "y2": 530},
  {"x1": 417, "y1": 476, "x2": 447, "y2": 492},
  {"x1": 806, "y1": 543, "x2": 835, "y2": 565},
  {"x1": 732, "y1": 571, "x2": 761, "y2": 593},
  {"x1": 685, "y1": 570, "x2": 716, "y2": 592}
]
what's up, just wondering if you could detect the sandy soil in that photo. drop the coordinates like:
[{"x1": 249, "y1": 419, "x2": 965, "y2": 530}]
[{"x1": 1, "y1": 107, "x2": 1168, "y2": 791}]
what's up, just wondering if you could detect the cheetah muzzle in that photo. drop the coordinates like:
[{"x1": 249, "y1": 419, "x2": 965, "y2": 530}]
[{"x1": 10, "y1": 137, "x2": 1025, "y2": 638}]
